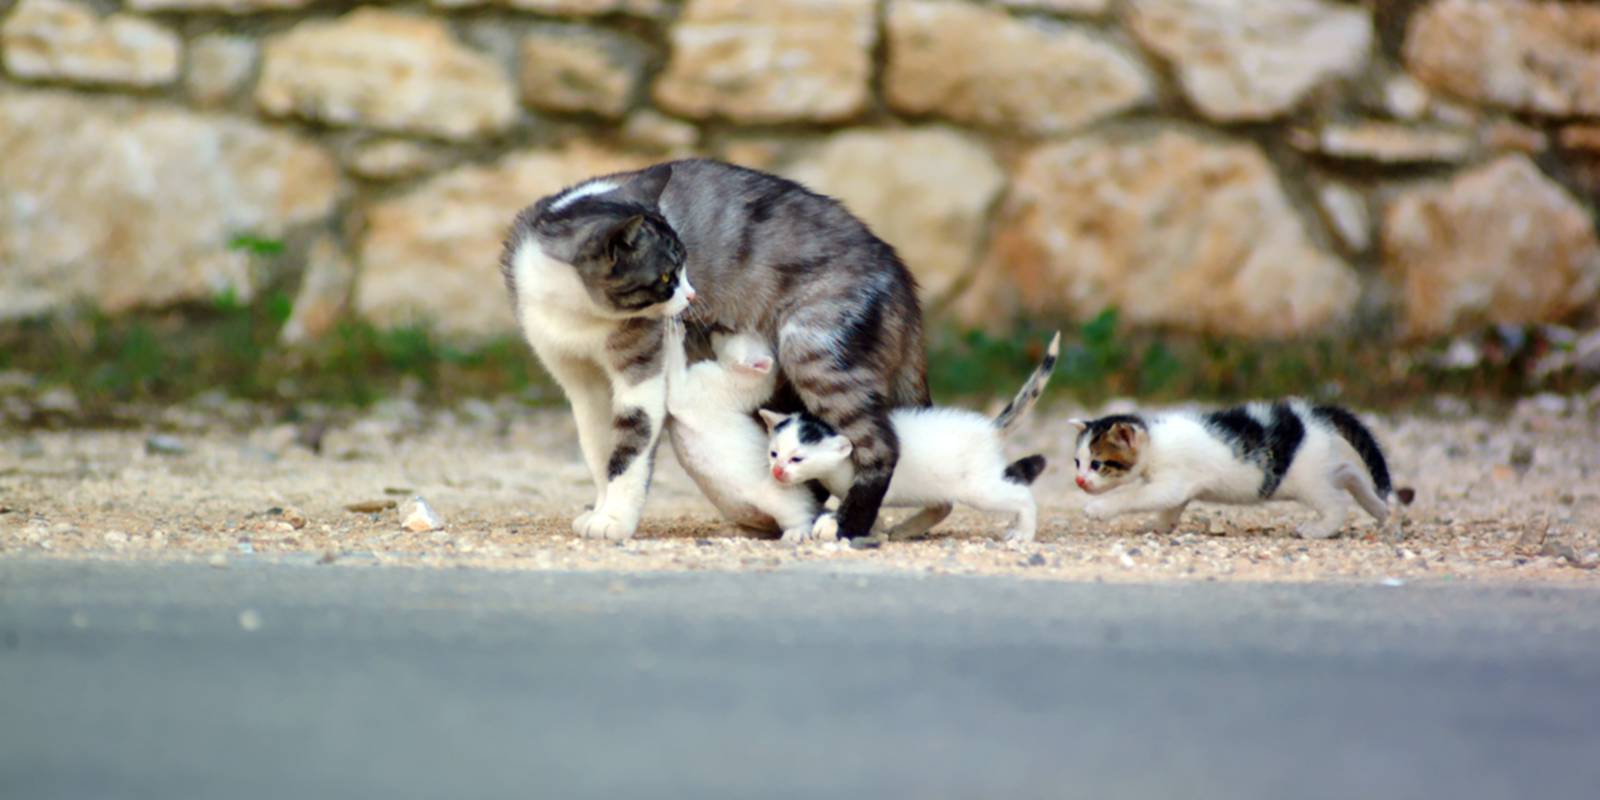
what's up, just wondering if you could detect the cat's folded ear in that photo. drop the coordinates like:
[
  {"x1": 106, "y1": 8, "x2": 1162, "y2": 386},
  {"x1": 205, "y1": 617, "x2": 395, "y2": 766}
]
[
  {"x1": 833, "y1": 438, "x2": 854, "y2": 458},
  {"x1": 605, "y1": 214, "x2": 648, "y2": 263},
  {"x1": 758, "y1": 409, "x2": 787, "y2": 432},
  {"x1": 618, "y1": 163, "x2": 673, "y2": 207},
  {"x1": 1066, "y1": 418, "x2": 1088, "y2": 433}
]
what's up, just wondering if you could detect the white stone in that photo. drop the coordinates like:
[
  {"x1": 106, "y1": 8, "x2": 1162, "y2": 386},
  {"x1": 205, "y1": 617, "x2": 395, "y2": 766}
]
[{"x1": 1126, "y1": 0, "x2": 1372, "y2": 121}]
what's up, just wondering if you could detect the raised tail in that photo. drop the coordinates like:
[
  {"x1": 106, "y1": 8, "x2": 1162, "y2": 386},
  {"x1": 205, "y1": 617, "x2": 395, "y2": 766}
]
[
  {"x1": 993, "y1": 331, "x2": 1061, "y2": 436},
  {"x1": 1310, "y1": 404, "x2": 1392, "y2": 499}
]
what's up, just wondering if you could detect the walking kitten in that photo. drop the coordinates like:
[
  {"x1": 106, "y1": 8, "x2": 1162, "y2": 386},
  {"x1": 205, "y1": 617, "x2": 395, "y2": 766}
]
[
  {"x1": 663, "y1": 323, "x2": 820, "y2": 541},
  {"x1": 502, "y1": 159, "x2": 933, "y2": 541},
  {"x1": 761, "y1": 333, "x2": 1060, "y2": 543},
  {"x1": 1069, "y1": 400, "x2": 1394, "y2": 539}
]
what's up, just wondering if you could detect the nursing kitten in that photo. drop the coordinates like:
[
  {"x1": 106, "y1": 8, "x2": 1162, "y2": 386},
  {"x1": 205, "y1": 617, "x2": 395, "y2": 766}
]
[
  {"x1": 663, "y1": 323, "x2": 820, "y2": 541},
  {"x1": 1069, "y1": 400, "x2": 1394, "y2": 539},
  {"x1": 503, "y1": 159, "x2": 932, "y2": 541},
  {"x1": 761, "y1": 333, "x2": 1060, "y2": 543}
]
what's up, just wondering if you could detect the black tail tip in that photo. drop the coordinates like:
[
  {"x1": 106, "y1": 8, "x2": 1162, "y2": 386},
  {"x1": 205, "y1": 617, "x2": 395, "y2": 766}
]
[
  {"x1": 1004, "y1": 455, "x2": 1047, "y2": 485},
  {"x1": 1396, "y1": 487, "x2": 1415, "y2": 506}
]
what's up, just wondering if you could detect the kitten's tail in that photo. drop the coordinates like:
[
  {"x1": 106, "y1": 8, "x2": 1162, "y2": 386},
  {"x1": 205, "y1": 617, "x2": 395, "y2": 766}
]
[
  {"x1": 1311, "y1": 404, "x2": 1392, "y2": 499},
  {"x1": 993, "y1": 331, "x2": 1061, "y2": 436},
  {"x1": 1003, "y1": 455, "x2": 1048, "y2": 486}
]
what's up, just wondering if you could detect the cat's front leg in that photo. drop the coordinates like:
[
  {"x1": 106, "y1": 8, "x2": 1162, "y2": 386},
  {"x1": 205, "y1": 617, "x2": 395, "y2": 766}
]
[
  {"x1": 1084, "y1": 480, "x2": 1194, "y2": 521},
  {"x1": 579, "y1": 319, "x2": 668, "y2": 541},
  {"x1": 542, "y1": 354, "x2": 613, "y2": 521}
]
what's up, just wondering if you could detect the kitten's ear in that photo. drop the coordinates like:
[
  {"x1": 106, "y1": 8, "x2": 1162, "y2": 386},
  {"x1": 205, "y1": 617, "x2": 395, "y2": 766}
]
[
  {"x1": 606, "y1": 214, "x2": 647, "y2": 262},
  {"x1": 1110, "y1": 421, "x2": 1143, "y2": 450},
  {"x1": 832, "y1": 437, "x2": 854, "y2": 458},
  {"x1": 1066, "y1": 418, "x2": 1088, "y2": 433},
  {"x1": 758, "y1": 409, "x2": 787, "y2": 432},
  {"x1": 620, "y1": 164, "x2": 672, "y2": 207}
]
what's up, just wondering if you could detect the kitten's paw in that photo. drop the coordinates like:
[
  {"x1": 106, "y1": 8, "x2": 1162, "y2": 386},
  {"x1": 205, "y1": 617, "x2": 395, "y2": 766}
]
[
  {"x1": 1003, "y1": 526, "x2": 1036, "y2": 543},
  {"x1": 1295, "y1": 522, "x2": 1341, "y2": 540},
  {"x1": 575, "y1": 511, "x2": 636, "y2": 541},
  {"x1": 810, "y1": 513, "x2": 839, "y2": 542},
  {"x1": 780, "y1": 526, "x2": 813, "y2": 544},
  {"x1": 1084, "y1": 500, "x2": 1115, "y2": 520}
]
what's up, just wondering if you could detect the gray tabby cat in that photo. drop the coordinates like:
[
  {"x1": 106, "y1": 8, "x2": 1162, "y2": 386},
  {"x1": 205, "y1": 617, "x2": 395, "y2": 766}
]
[{"x1": 501, "y1": 160, "x2": 932, "y2": 540}]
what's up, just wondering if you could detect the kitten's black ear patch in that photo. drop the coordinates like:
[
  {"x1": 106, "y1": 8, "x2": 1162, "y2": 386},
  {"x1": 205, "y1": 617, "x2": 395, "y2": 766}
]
[{"x1": 622, "y1": 164, "x2": 672, "y2": 207}]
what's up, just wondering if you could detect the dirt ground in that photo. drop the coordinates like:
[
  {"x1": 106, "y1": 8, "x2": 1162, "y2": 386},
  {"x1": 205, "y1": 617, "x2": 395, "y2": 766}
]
[{"x1": 3, "y1": 393, "x2": 1598, "y2": 584}]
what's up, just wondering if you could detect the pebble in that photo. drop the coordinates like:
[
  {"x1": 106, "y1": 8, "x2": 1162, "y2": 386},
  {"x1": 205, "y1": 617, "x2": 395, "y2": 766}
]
[
  {"x1": 144, "y1": 434, "x2": 188, "y2": 456},
  {"x1": 238, "y1": 609, "x2": 262, "y2": 632},
  {"x1": 103, "y1": 531, "x2": 128, "y2": 548},
  {"x1": 279, "y1": 506, "x2": 308, "y2": 530},
  {"x1": 402, "y1": 497, "x2": 445, "y2": 533}
]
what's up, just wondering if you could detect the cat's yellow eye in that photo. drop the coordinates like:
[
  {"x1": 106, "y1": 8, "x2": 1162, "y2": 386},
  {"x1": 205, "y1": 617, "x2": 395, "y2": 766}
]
[{"x1": 659, "y1": 273, "x2": 670, "y2": 284}]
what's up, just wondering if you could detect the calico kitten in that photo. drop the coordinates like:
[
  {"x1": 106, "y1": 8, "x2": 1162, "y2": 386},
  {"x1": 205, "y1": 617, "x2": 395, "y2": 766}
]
[
  {"x1": 503, "y1": 159, "x2": 932, "y2": 541},
  {"x1": 663, "y1": 323, "x2": 820, "y2": 541},
  {"x1": 761, "y1": 333, "x2": 1060, "y2": 543},
  {"x1": 1069, "y1": 400, "x2": 1394, "y2": 539}
]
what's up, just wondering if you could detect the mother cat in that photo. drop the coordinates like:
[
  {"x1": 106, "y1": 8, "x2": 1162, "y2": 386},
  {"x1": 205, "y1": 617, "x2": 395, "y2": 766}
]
[{"x1": 500, "y1": 160, "x2": 934, "y2": 541}]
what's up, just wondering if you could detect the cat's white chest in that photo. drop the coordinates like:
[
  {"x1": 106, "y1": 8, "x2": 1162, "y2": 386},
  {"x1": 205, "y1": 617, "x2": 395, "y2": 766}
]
[{"x1": 509, "y1": 236, "x2": 612, "y2": 359}]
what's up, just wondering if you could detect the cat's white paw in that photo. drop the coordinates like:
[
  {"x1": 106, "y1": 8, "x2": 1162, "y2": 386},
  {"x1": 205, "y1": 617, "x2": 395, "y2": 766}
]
[
  {"x1": 1004, "y1": 526, "x2": 1036, "y2": 543},
  {"x1": 1084, "y1": 500, "x2": 1114, "y2": 520},
  {"x1": 575, "y1": 511, "x2": 636, "y2": 541},
  {"x1": 810, "y1": 513, "x2": 839, "y2": 542},
  {"x1": 1295, "y1": 522, "x2": 1341, "y2": 540}
]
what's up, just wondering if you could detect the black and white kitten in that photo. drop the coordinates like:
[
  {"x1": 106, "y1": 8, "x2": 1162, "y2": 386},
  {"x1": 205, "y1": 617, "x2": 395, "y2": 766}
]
[
  {"x1": 502, "y1": 160, "x2": 931, "y2": 540},
  {"x1": 761, "y1": 333, "x2": 1060, "y2": 543},
  {"x1": 1069, "y1": 400, "x2": 1395, "y2": 539}
]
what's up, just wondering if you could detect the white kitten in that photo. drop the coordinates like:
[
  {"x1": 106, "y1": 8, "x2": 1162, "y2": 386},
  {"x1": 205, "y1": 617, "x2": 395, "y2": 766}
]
[
  {"x1": 1069, "y1": 400, "x2": 1396, "y2": 539},
  {"x1": 664, "y1": 324, "x2": 821, "y2": 542},
  {"x1": 761, "y1": 333, "x2": 1060, "y2": 543}
]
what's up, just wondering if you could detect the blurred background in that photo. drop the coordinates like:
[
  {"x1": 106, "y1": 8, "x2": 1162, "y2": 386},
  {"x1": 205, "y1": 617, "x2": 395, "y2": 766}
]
[{"x1": 3, "y1": 0, "x2": 1599, "y2": 421}]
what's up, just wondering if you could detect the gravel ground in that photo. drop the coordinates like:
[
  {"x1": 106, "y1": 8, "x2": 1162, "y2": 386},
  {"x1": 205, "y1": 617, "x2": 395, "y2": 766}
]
[{"x1": 3, "y1": 394, "x2": 1598, "y2": 584}]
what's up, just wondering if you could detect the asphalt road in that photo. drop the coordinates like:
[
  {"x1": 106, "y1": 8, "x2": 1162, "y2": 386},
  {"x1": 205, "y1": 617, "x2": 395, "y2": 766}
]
[{"x1": 1, "y1": 559, "x2": 1598, "y2": 800}]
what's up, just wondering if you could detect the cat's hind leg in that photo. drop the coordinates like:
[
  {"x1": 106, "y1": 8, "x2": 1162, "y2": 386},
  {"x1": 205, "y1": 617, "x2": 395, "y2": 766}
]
[
  {"x1": 963, "y1": 481, "x2": 1038, "y2": 543},
  {"x1": 1296, "y1": 477, "x2": 1350, "y2": 540},
  {"x1": 1335, "y1": 462, "x2": 1389, "y2": 523},
  {"x1": 780, "y1": 320, "x2": 898, "y2": 540}
]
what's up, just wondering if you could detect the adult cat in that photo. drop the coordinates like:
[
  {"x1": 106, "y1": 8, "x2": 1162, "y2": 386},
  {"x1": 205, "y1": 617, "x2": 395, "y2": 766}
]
[{"x1": 500, "y1": 160, "x2": 932, "y2": 540}]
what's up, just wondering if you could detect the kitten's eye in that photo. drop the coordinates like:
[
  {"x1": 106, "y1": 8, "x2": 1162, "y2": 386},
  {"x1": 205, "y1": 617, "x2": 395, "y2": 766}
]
[
  {"x1": 1090, "y1": 460, "x2": 1101, "y2": 471},
  {"x1": 769, "y1": 451, "x2": 777, "y2": 459},
  {"x1": 789, "y1": 456, "x2": 803, "y2": 464},
  {"x1": 1104, "y1": 460, "x2": 1127, "y2": 471},
  {"x1": 1073, "y1": 458, "x2": 1080, "y2": 468},
  {"x1": 659, "y1": 272, "x2": 671, "y2": 284}
]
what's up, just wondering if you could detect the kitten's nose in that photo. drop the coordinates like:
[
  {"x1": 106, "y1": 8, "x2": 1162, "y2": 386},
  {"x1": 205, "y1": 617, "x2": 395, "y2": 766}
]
[
  {"x1": 1075, "y1": 475, "x2": 1088, "y2": 489},
  {"x1": 685, "y1": 287, "x2": 697, "y2": 303},
  {"x1": 771, "y1": 466, "x2": 785, "y2": 481}
]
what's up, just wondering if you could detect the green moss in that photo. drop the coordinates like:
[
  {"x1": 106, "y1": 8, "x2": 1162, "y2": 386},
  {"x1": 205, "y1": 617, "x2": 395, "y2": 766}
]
[{"x1": 1, "y1": 296, "x2": 1591, "y2": 425}]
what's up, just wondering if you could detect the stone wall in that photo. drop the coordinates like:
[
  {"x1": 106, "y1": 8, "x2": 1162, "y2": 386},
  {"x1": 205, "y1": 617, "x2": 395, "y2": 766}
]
[{"x1": 3, "y1": 0, "x2": 1599, "y2": 343}]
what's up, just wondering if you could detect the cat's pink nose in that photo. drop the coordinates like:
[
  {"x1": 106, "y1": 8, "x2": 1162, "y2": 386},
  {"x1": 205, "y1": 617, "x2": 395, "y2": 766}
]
[
  {"x1": 772, "y1": 466, "x2": 785, "y2": 481},
  {"x1": 1075, "y1": 475, "x2": 1088, "y2": 489},
  {"x1": 685, "y1": 287, "x2": 697, "y2": 302}
]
